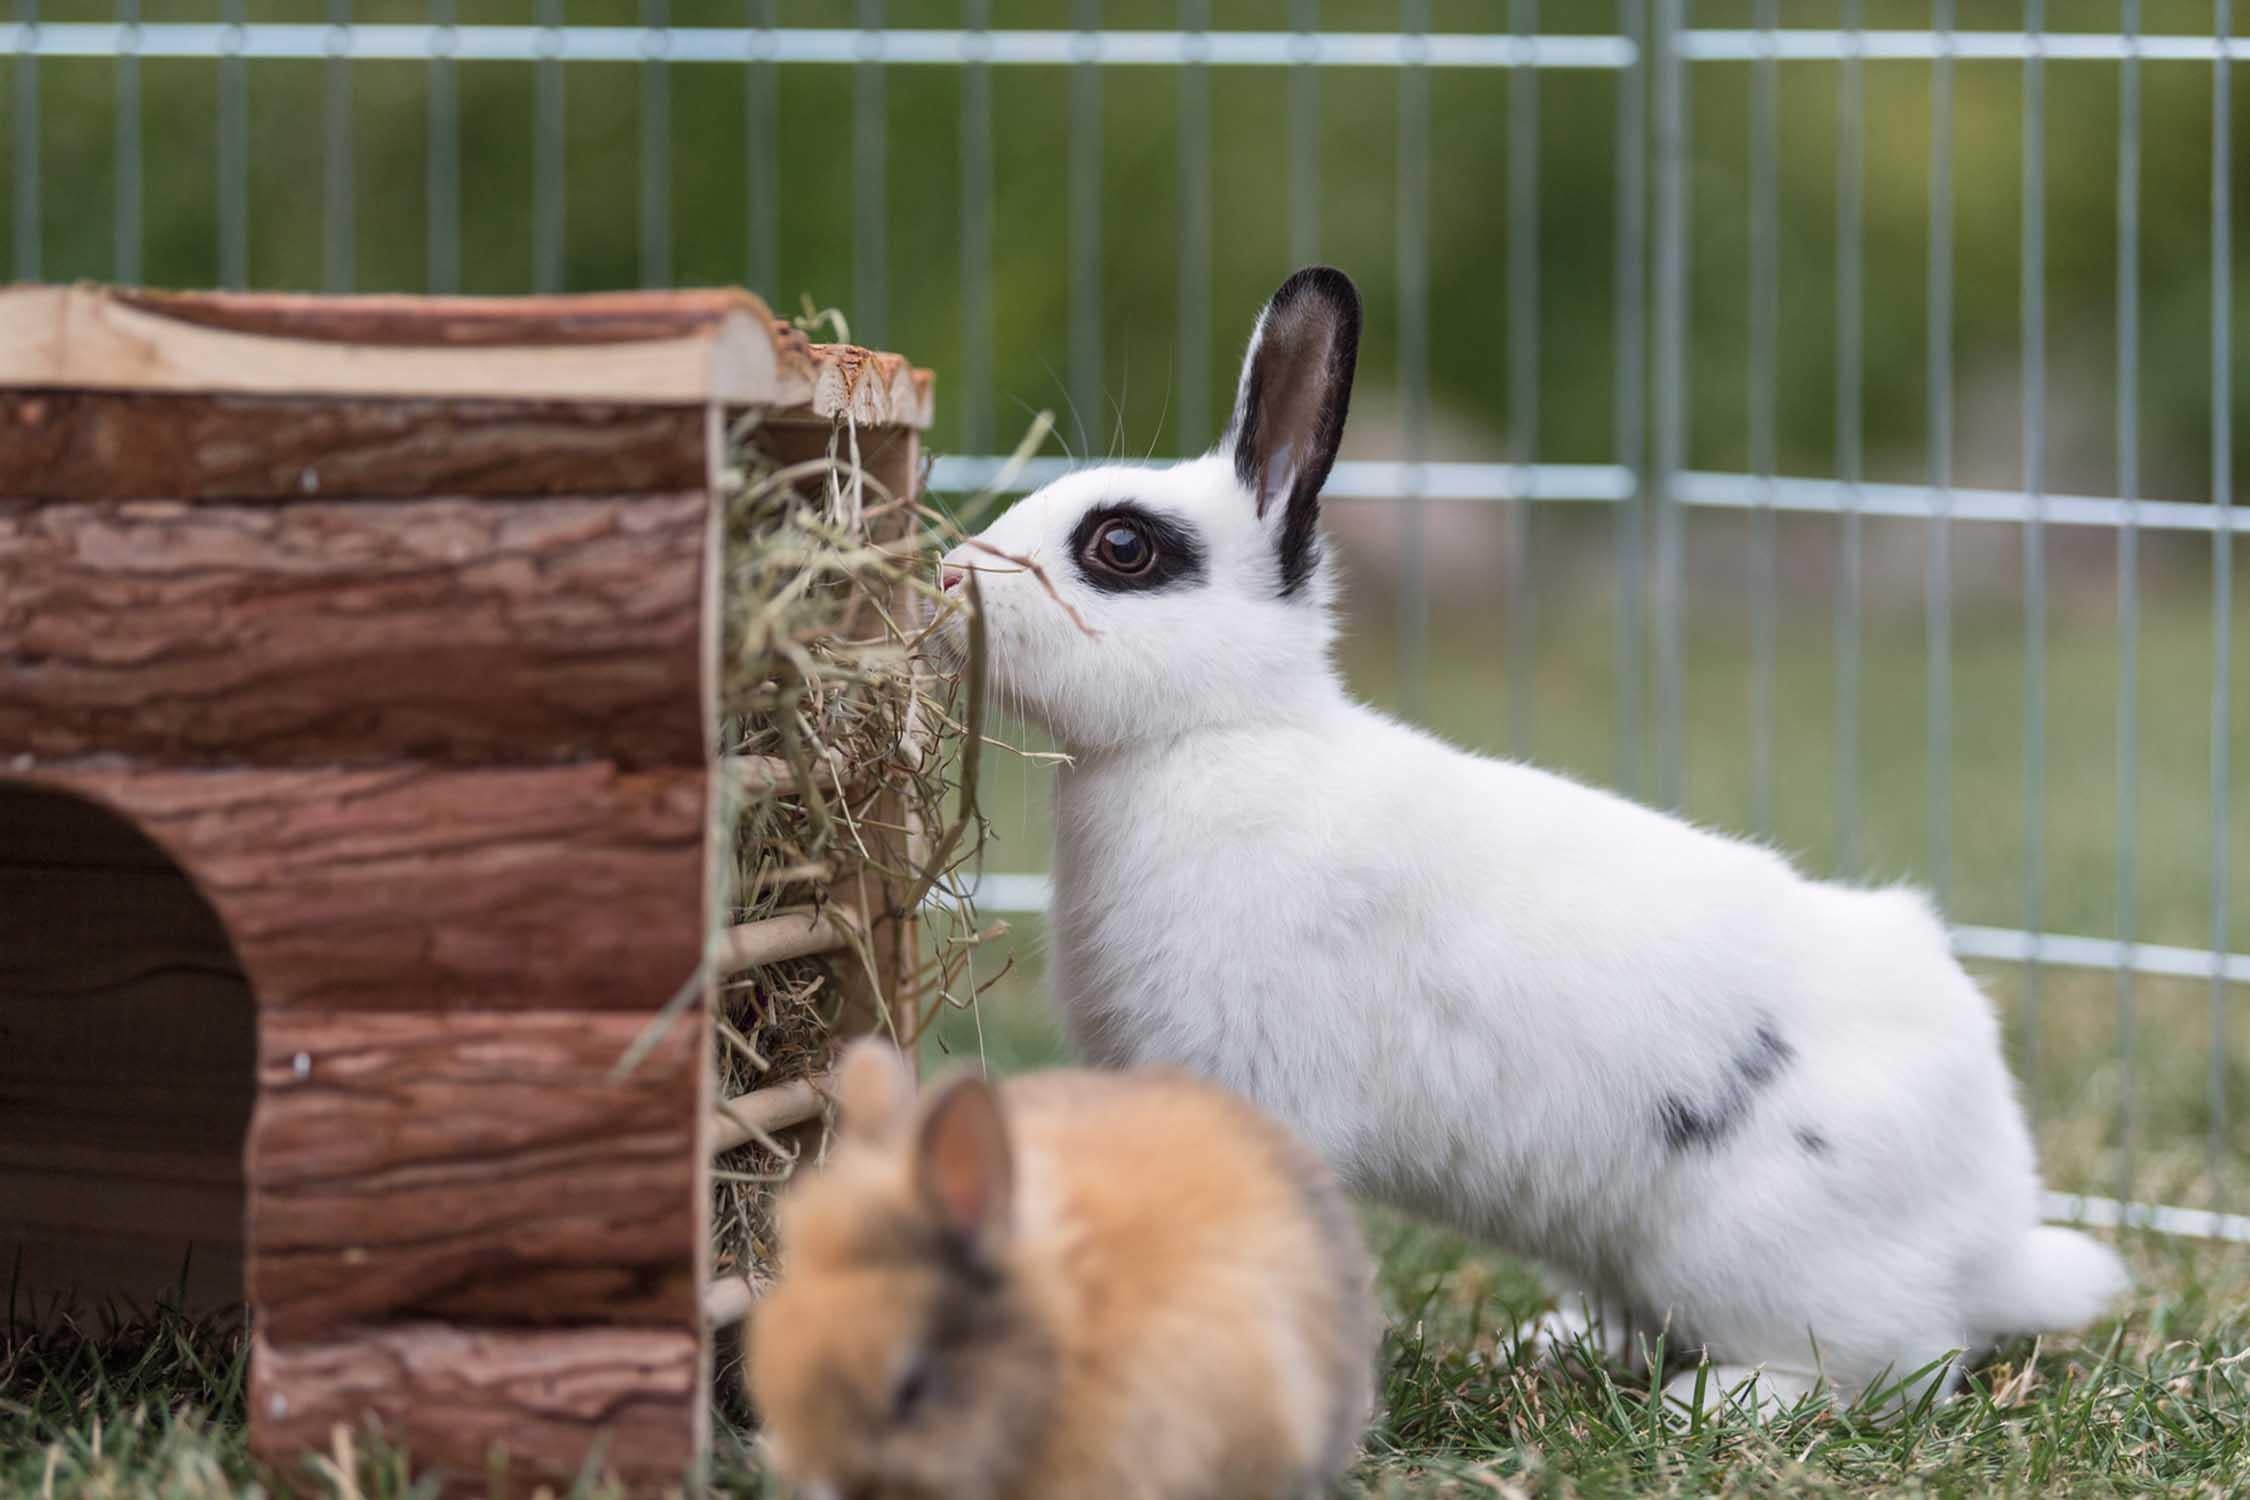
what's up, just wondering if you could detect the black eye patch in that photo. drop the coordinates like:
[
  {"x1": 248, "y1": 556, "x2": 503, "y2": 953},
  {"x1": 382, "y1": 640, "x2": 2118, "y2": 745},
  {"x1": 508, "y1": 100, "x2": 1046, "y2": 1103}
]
[{"x1": 1067, "y1": 503, "x2": 1208, "y2": 595}]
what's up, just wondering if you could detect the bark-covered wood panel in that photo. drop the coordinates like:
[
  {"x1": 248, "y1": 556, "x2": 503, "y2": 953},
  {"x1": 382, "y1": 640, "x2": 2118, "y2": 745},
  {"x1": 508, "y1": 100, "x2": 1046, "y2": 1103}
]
[
  {"x1": 17, "y1": 762, "x2": 706, "y2": 1013},
  {"x1": 248, "y1": 1009, "x2": 704, "y2": 1341},
  {"x1": 0, "y1": 492, "x2": 707, "y2": 768},
  {"x1": 252, "y1": 1323, "x2": 701, "y2": 1494},
  {"x1": 0, "y1": 391, "x2": 707, "y2": 503}
]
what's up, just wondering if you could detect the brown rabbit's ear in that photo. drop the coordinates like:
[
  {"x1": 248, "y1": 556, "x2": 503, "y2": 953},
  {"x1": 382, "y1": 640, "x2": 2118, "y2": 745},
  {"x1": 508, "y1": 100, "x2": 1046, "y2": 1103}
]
[
  {"x1": 834, "y1": 1038, "x2": 917, "y2": 1141},
  {"x1": 912, "y1": 1074, "x2": 1014, "y2": 1252}
]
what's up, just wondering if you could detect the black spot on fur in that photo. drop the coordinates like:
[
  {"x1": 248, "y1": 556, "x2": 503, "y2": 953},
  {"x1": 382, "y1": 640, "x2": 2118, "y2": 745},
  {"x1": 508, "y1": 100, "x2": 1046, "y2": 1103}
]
[
  {"x1": 1067, "y1": 502, "x2": 1208, "y2": 595},
  {"x1": 1658, "y1": 1014, "x2": 1797, "y2": 1154},
  {"x1": 1794, "y1": 1126, "x2": 1831, "y2": 1158}
]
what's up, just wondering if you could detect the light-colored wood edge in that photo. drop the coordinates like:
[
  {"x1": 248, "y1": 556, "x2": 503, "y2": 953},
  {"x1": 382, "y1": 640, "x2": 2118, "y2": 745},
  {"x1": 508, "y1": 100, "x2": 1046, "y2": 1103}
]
[{"x1": 0, "y1": 284, "x2": 934, "y2": 428}]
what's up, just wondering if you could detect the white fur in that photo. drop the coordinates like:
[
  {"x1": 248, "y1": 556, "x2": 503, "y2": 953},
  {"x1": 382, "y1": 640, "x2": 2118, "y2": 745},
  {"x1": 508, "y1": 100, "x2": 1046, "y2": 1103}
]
[{"x1": 937, "y1": 284, "x2": 2127, "y2": 1408}]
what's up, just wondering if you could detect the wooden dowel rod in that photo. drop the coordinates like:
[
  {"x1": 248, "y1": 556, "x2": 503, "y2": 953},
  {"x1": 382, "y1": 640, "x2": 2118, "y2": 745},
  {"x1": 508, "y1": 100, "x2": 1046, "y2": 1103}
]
[
  {"x1": 726, "y1": 752, "x2": 847, "y2": 798},
  {"x1": 705, "y1": 1275, "x2": 757, "y2": 1329},
  {"x1": 711, "y1": 1074, "x2": 829, "y2": 1155},
  {"x1": 721, "y1": 907, "x2": 857, "y2": 970}
]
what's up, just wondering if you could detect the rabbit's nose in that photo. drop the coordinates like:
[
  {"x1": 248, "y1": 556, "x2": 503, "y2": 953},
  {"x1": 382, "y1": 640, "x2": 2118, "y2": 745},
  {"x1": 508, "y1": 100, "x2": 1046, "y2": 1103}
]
[{"x1": 941, "y1": 565, "x2": 966, "y2": 593}]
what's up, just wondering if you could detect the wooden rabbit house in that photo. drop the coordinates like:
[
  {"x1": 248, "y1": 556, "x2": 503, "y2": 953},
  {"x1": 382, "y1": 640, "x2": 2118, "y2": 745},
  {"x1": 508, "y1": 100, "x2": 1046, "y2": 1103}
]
[{"x1": 0, "y1": 284, "x2": 932, "y2": 1490}]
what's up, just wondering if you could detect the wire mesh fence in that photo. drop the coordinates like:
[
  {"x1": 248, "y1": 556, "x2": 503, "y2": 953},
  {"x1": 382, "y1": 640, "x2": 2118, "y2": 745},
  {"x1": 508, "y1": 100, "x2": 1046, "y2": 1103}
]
[{"x1": 6, "y1": 0, "x2": 2245, "y2": 1239}]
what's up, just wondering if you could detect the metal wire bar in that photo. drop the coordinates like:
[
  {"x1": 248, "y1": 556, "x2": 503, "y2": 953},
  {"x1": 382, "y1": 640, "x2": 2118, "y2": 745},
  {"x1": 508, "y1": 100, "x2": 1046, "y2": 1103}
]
[
  {"x1": 854, "y1": 0, "x2": 887, "y2": 346},
  {"x1": 1927, "y1": 0, "x2": 1956, "y2": 907},
  {"x1": 960, "y1": 0, "x2": 993, "y2": 455},
  {"x1": 747, "y1": 0, "x2": 777, "y2": 299},
  {"x1": 324, "y1": 0, "x2": 353, "y2": 292},
  {"x1": 1070, "y1": 0, "x2": 1102, "y2": 451},
  {"x1": 1505, "y1": 0, "x2": 1539, "y2": 759},
  {"x1": 933, "y1": 455, "x2": 1633, "y2": 501},
  {"x1": 1289, "y1": 0, "x2": 1318, "y2": 265},
  {"x1": 1748, "y1": 0, "x2": 1778, "y2": 838},
  {"x1": 1672, "y1": 471, "x2": 2250, "y2": 533},
  {"x1": 1176, "y1": 0, "x2": 1211, "y2": 451},
  {"x1": 1398, "y1": 0, "x2": 1431, "y2": 721},
  {"x1": 1683, "y1": 29, "x2": 2246, "y2": 63},
  {"x1": 2021, "y1": 0, "x2": 2048, "y2": 1115},
  {"x1": 218, "y1": 0, "x2": 246, "y2": 288},
  {"x1": 427, "y1": 0, "x2": 459, "y2": 292},
  {"x1": 113, "y1": 0, "x2": 139, "y2": 282},
  {"x1": 932, "y1": 452, "x2": 2250, "y2": 532},
  {"x1": 640, "y1": 0, "x2": 670, "y2": 289},
  {"x1": 2046, "y1": 1192, "x2": 2250, "y2": 1247},
  {"x1": 1834, "y1": 1, "x2": 1865, "y2": 877},
  {"x1": 12, "y1": 0, "x2": 34, "y2": 281},
  {"x1": 2114, "y1": 0, "x2": 2141, "y2": 1209},
  {"x1": 2213, "y1": 0, "x2": 2236, "y2": 1206},
  {"x1": 1614, "y1": 0, "x2": 1648, "y2": 797},
  {"x1": 534, "y1": 0, "x2": 563, "y2": 292},
  {"x1": 3, "y1": 25, "x2": 1636, "y2": 69},
  {"x1": 947, "y1": 870, "x2": 2250, "y2": 997},
  {"x1": 1653, "y1": 0, "x2": 1687, "y2": 809}
]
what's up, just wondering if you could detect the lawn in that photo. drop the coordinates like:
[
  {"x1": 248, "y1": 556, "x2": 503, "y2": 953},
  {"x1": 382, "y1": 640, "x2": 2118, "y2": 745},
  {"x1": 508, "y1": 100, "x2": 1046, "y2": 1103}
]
[{"x1": 8, "y1": 508, "x2": 2249, "y2": 1496}]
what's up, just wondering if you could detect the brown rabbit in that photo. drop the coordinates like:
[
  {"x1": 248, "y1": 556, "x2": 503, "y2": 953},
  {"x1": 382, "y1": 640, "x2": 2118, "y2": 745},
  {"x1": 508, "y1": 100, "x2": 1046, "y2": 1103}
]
[{"x1": 746, "y1": 1039, "x2": 1379, "y2": 1500}]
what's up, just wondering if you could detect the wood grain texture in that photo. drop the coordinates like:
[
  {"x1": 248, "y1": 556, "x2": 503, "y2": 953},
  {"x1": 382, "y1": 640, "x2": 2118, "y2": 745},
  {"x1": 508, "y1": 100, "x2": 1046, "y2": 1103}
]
[
  {"x1": 0, "y1": 391, "x2": 707, "y2": 502},
  {"x1": 252, "y1": 1323, "x2": 700, "y2": 1495},
  {"x1": 0, "y1": 284, "x2": 932, "y2": 425},
  {"x1": 248, "y1": 1010, "x2": 703, "y2": 1341},
  {"x1": 10, "y1": 762, "x2": 707, "y2": 1013},
  {"x1": 113, "y1": 287, "x2": 777, "y2": 347},
  {"x1": 0, "y1": 493, "x2": 707, "y2": 768},
  {"x1": 0, "y1": 284, "x2": 785, "y2": 410}
]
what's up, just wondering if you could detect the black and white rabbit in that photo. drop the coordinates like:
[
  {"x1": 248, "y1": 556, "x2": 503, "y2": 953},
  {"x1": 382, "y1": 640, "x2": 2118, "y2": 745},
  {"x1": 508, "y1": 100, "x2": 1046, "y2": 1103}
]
[{"x1": 937, "y1": 266, "x2": 2126, "y2": 1410}]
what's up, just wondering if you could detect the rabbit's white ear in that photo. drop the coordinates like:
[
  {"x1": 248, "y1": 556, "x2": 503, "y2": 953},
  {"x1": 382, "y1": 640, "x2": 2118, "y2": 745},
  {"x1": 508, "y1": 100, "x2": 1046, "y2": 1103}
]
[{"x1": 1226, "y1": 265, "x2": 1361, "y2": 596}]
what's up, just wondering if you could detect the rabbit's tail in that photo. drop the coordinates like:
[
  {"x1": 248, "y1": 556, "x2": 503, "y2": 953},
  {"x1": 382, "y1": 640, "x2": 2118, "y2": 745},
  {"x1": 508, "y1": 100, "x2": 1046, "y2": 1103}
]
[{"x1": 1968, "y1": 1226, "x2": 2129, "y2": 1338}]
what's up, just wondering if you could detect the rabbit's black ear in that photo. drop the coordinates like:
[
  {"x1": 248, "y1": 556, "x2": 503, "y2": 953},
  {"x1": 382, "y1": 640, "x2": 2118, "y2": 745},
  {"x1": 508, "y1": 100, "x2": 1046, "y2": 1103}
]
[{"x1": 1226, "y1": 266, "x2": 1361, "y2": 597}]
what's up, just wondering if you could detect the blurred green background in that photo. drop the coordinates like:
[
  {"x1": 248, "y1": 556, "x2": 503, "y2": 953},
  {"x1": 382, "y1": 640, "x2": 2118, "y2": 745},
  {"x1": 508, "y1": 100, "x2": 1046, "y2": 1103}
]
[{"x1": 9, "y1": 0, "x2": 2249, "y2": 1207}]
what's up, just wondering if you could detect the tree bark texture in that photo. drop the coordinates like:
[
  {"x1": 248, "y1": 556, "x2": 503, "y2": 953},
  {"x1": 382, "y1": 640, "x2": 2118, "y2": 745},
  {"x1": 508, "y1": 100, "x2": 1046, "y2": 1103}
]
[
  {"x1": 0, "y1": 390, "x2": 708, "y2": 503},
  {"x1": 248, "y1": 1009, "x2": 704, "y2": 1343},
  {"x1": 0, "y1": 492, "x2": 707, "y2": 768},
  {"x1": 9, "y1": 762, "x2": 707, "y2": 1015}
]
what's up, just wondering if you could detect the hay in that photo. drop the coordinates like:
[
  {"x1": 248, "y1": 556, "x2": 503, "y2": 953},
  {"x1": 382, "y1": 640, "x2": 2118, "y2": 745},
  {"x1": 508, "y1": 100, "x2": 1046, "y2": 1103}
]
[{"x1": 706, "y1": 403, "x2": 1009, "y2": 1296}]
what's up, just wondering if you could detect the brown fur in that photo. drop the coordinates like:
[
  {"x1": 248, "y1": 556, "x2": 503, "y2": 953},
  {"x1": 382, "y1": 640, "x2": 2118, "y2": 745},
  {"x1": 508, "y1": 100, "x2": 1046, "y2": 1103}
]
[{"x1": 748, "y1": 1043, "x2": 1379, "y2": 1500}]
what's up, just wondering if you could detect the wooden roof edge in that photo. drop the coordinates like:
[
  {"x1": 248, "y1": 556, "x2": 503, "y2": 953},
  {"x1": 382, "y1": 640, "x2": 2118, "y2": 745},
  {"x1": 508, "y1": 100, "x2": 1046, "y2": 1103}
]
[{"x1": 0, "y1": 283, "x2": 933, "y2": 430}]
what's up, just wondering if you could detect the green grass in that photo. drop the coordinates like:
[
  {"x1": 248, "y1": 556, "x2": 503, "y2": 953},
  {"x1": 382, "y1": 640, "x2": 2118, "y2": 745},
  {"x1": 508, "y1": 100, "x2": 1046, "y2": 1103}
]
[{"x1": 10, "y1": 1226, "x2": 2249, "y2": 1497}]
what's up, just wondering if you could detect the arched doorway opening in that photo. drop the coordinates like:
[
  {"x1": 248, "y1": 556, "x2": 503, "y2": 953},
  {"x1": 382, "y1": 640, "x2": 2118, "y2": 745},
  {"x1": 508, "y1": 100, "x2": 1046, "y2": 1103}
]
[{"x1": 1, "y1": 782, "x2": 255, "y2": 1327}]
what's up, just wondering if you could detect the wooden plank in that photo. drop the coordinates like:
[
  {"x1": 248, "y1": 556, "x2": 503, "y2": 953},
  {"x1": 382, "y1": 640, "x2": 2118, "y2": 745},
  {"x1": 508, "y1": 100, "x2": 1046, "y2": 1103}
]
[
  {"x1": 252, "y1": 1323, "x2": 700, "y2": 1495},
  {"x1": 0, "y1": 391, "x2": 707, "y2": 503},
  {"x1": 0, "y1": 493, "x2": 707, "y2": 768},
  {"x1": 247, "y1": 1010, "x2": 702, "y2": 1340},
  {"x1": 111, "y1": 287, "x2": 781, "y2": 348},
  {"x1": 13, "y1": 763, "x2": 706, "y2": 1013},
  {"x1": 0, "y1": 285, "x2": 934, "y2": 428},
  {"x1": 0, "y1": 284, "x2": 786, "y2": 410}
]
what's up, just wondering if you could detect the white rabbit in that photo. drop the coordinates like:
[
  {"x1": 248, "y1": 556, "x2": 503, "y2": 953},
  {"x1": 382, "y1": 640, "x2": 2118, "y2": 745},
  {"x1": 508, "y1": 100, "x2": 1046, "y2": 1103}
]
[{"x1": 936, "y1": 266, "x2": 2127, "y2": 1411}]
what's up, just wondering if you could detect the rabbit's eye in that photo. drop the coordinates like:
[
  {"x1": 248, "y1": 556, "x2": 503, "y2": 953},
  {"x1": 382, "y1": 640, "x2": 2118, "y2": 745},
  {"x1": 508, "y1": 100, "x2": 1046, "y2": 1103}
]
[
  {"x1": 1089, "y1": 520, "x2": 1154, "y2": 577},
  {"x1": 889, "y1": 1353, "x2": 936, "y2": 1423}
]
